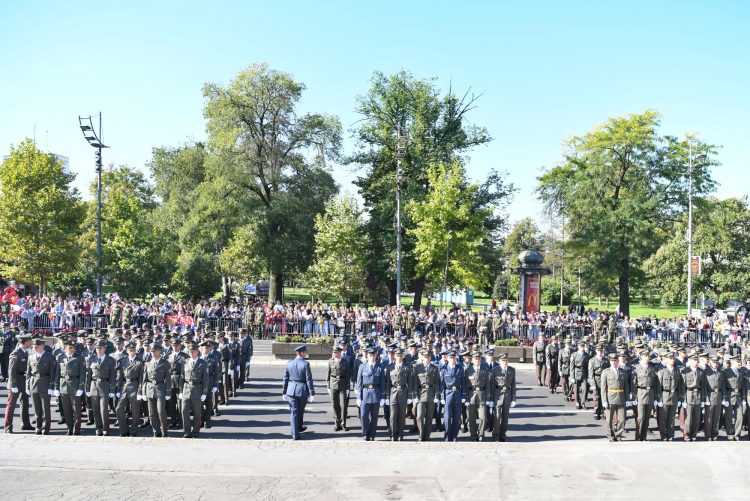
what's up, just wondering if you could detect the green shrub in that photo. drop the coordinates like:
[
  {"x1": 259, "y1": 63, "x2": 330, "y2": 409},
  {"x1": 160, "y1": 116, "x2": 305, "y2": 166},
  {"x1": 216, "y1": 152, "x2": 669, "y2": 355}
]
[{"x1": 494, "y1": 339, "x2": 520, "y2": 347}]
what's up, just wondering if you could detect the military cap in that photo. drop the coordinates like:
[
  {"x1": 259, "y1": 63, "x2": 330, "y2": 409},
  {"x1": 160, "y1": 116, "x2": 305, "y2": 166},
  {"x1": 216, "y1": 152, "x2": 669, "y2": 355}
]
[
  {"x1": 33, "y1": 338, "x2": 46, "y2": 346},
  {"x1": 459, "y1": 349, "x2": 471, "y2": 357},
  {"x1": 418, "y1": 348, "x2": 430, "y2": 356},
  {"x1": 730, "y1": 354, "x2": 741, "y2": 361},
  {"x1": 578, "y1": 341, "x2": 586, "y2": 347},
  {"x1": 77, "y1": 329, "x2": 87, "y2": 336},
  {"x1": 596, "y1": 342, "x2": 606, "y2": 350},
  {"x1": 439, "y1": 348, "x2": 450, "y2": 356},
  {"x1": 115, "y1": 337, "x2": 125, "y2": 344},
  {"x1": 62, "y1": 339, "x2": 74, "y2": 347},
  {"x1": 394, "y1": 348, "x2": 404, "y2": 355},
  {"x1": 125, "y1": 342, "x2": 137, "y2": 350},
  {"x1": 86, "y1": 337, "x2": 96, "y2": 344},
  {"x1": 497, "y1": 353, "x2": 508, "y2": 360},
  {"x1": 710, "y1": 354, "x2": 721, "y2": 363},
  {"x1": 483, "y1": 348, "x2": 495, "y2": 355},
  {"x1": 188, "y1": 343, "x2": 200, "y2": 352},
  {"x1": 662, "y1": 351, "x2": 674, "y2": 359},
  {"x1": 447, "y1": 350, "x2": 457, "y2": 357},
  {"x1": 163, "y1": 334, "x2": 172, "y2": 341},
  {"x1": 365, "y1": 347, "x2": 377, "y2": 355},
  {"x1": 150, "y1": 344, "x2": 163, "y2": 352},
  {"x1": 618, "y1": 350, "x2": 629, "y2": 357},
  {"x1": 472, "y1": 351, "x2": 482, "y2": 358},
  {"x1": 98, "y1": 328, "x2": 108, "y2": 336},
  {"x1": 408, "y1": 341, "x2": 418, "y2": 348},
  {"x1": 688, "y1": 353, "x2": 699, "y2": 360},
  {"x1": 332, "y1": 345, "x2": 343, "y2": 352},
  {"x1": 95, "y1": 340, "x2": 107, "y2": 348},
  {"x1": 199, "y1": 340, "x2": 212, "y2": 347},
  {"x1": 295, "y1": 344, "x2": 308, "y2": 353},
  {"x1": 607, "y1": 352, "x2": 618, "y2": 360}
]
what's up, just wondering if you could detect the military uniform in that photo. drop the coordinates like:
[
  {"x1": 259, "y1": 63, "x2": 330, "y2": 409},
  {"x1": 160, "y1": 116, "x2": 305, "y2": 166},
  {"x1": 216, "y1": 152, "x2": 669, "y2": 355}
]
[
  {"x1": 26, "y1": 342, "x2": 56, "y2": 434},
  {"x1": 356, "y1": 350, "x2": 386, "y2": 441},
  {"x1": 167, "y1": 348, "x2": 189, "y2": 428},
  {"x1": 326, "y1": 348, "x2": 351, "y2": 431},
  {"x1": 141, "y1": 349, "x2": 172, "y2": 437},
  {"x1": 385, "y1": 353, "x2": 413, "y2": 441},
  {"x1": 439, "y1": 358, "x2": 464, "y2": 442},
  {"x1": 4, "y1": 339, "x2": 31, "y2": 432},
  {"x1": 588, "y1": 349, "x2": 608, "y2": 419},
  {"x1": 571, "y1": 346, "x2": 589, "y2": 409},
  {"x1": 115, "y1": 352, "x2": 145, "y2": 436},
  {"x1": 413, "y1": 355, "x2": 440, "y2": 441},
  {"x1": 656, "y1": 358, "x2": 684, "y2": 441},
  {"x1": 723, "y1": 361, "x2": 747, "y2": 441},
  {"x1": 282, "y1": 345, "x2": 315, "y2": 440},
  {"x1": 545, "y1": 340, "x2": 560, "y2": 394},
  {"x1": 86, "y1": 347, "x2": 117, "y2": 435},
  {"x1": 559, "y1": 343, "x2": 573, "y2": 401},
  {"x1": 532, "y1": 338, "x2": 547, "y2": 386},
  {"x1": 488, "y1": 355, "x2": 516, "y2": 442},
  {"x1": 632, "y1": 361, "x2": 660, "y2": 441},
  {"x1": 179, "y1": 351, "x2": 209, "y2": 438},
  {"x1": 600, "y1": 355, "x2": 629, "y2": 441},
  {"x1": 477, "y1": 315, "x2": 490, "y2": 348},
  {"x1": 54, "y1": 346, "x2": 86, "y2": 435},
  {"x1": 681, "y1": 359, "x2": 707, "y2": 441},
  {"x1": 463, "y1": 358, "x2": 490, "y2": 441}
]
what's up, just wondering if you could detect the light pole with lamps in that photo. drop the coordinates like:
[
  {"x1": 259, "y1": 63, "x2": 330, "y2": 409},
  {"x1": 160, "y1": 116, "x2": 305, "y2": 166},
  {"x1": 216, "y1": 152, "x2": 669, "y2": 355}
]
[{"x1": 78, "y1": 113, "x2": 108, "y2": 297}]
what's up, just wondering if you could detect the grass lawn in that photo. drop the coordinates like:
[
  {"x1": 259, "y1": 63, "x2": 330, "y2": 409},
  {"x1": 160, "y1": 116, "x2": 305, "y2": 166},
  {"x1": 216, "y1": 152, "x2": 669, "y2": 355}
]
[{"x1": 541, "y1": 302, "x2": 688, "y2": 319}]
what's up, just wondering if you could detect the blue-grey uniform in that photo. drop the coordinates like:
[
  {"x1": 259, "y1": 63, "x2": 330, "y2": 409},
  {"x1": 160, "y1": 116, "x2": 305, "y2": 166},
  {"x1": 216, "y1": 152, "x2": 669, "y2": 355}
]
[
  {"x1": 379, "y1": 351, "x2": 394, "y2": 429},
  {"x1": 356, "y1": 348, "x2": 386, "y2": 441},
  {"x1": 439, "y1": 356, "x2": 465, "y2": 441},
  {"x1": 282, "y1": 345, "x2": 315, "y2": 440}
]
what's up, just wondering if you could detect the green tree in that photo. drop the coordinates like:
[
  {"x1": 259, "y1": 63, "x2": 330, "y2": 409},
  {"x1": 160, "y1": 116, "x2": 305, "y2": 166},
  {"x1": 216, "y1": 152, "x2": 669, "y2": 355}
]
[
  {"x1": 203, "y1": 63, "x2": 342, "y2": 304},
  {"x1": 407, "y1": 162, "x2": 490, "y2": 300},
  {"x1": 303, "y1": 195, "x2": 367, "y2": 302},
  {"x1": 503, "y1": 218, "x2": 543, "y2": 264},
  {"x1": 537, "y1": 112, "x2": 717, "y2": 316},
  {"x1": 80, "y1": 165, "x2": 174, "y2": 297},
  {"x1": 644, "y1": 197, "x2": 750, "y2": 306},
  {"x1": 0, "y1": 139, "x2": 84, "y2": 294},
  {"x1": 351, "y1": 70, "x2": 495, "y2": 307}
]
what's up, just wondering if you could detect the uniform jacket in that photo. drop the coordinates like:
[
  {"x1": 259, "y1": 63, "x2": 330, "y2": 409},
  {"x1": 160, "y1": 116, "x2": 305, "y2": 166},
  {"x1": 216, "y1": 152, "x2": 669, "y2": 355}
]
[
  {"x1": 489, "y1": 364, "x2": 517, "y2": 404},
  {"x1": 116, "y1": 356, "x2": 145, "y2": 396},
  {"x1": 283, "y1": 356, "x2": 315, "y2": 398},
  {"x1": 571, "y1": 351, "x2": 589, "y2": 382},
  {"x1": 386, "y1": 361, "x2": 413, "y2": 400},
  {"x1": 141, "y1": 357, "x2": 172, "y2": 398},
  {"x1": 326, "y1": 356, "x2": 351, "y2": 391},
  {"x1": 723, "y1": 367, "x2": 747, "y2": 406},
  {"x1": 632, "y1": 363, "x2": 660, "y2": 405},
  {"x1": 55, "y1": 352, "x2": 86, "y2": 395},
  {"x1": 26, "y1": 350, "x2": 56, "y2": 394},
  {"x1": 356, "y1": 361, "x2": 386, "y2": 403},
  {"x1": 559, "y1": 347, "x2": 571, "y2": 377},
  {"x1": 533, "y1": 340, "x2": 547, "y2": 364},
  {"x1": 412, "y1": 362, "x2": 440, "y2": 403},
  {"x1": 601, "y1": 366, "x2": 629, "y2": 406},
  {"x1": 87, "y1": 354, "x2": 117, "y2": 397},
  {"x1": 439, "y1": 363, "x2": 465, "y2": 399},
  {"x1": 7, "y1": 346, "x2": 29, "y2": 390},
  {"x1": 657, "y1": 366, "x2": 684, "y2": 405},
  {"x1": 180, "y1": 357, "x2": 209, "y2": 399},
  {"x1": 463, "y1": 363, "x2": 490, "y2": 404},
  {"x1": 545, "y1": 343, "x2": 560, "y2": 370},
  {"x1": 681, "y1": 366, "x2": 707, "y2": 405}
]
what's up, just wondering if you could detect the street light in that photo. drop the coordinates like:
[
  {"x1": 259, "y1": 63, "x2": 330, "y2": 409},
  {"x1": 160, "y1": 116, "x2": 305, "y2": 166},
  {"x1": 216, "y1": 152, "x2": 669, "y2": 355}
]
[
  {"x1": 686, "y1": 137, "x2": 706, "y2": 319},
  {"x1": 79, "y1": 112, "x2": 109, "y2": 297},
  {"x1": 395, "y1": 124, "x2": 406, "y2": 308}
]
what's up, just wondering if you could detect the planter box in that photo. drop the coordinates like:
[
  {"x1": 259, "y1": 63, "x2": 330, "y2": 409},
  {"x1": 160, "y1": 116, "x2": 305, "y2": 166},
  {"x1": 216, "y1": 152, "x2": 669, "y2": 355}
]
[
  {"x1": 491, "y1": 345, "x2": 529, "y2": 363},
  {"x1": 272, "y1": 342, "x2": 333, "y2": 360}
]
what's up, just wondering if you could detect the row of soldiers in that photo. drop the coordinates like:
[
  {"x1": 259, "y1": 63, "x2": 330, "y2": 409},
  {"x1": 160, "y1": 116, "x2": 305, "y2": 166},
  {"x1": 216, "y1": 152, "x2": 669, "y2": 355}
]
[
  {"x1": 532, "y1": 333, "x2": 750, "y2": 441},
  {"x1": 320, "y1": 332, "x2": 518, "y2": 442},
  {"x1": 4, "y1": 322, "x2": 254, "y2": 438}
]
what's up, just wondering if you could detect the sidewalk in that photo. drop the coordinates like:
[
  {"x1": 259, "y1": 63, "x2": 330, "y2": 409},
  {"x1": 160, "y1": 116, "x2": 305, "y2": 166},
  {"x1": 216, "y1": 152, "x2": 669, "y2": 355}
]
[{"x1": 1, "y1": 435, "x2": 746, "y2": 500}]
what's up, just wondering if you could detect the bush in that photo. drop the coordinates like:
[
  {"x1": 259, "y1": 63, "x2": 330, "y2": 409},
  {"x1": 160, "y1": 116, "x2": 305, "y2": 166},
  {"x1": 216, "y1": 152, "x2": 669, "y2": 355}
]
[
  {"x1": 494, "y1": 339, "x2": 520, "y2": 347},
  {"x1": 274, "y1": 335, "x2": 332, "y2": 344}
]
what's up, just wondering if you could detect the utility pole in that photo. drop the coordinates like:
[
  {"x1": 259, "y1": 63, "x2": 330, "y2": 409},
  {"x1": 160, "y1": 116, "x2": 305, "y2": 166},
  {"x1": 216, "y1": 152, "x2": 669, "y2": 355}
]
[
  {"x1": 395, "y1": 124, "x2": 405, "y2": 308},
  {"x1": 560, "y1": 215, "x2": 564, "y2": 308},
  {"x1": 687, "y1": 139, "x2": 693, "y2": 318}
]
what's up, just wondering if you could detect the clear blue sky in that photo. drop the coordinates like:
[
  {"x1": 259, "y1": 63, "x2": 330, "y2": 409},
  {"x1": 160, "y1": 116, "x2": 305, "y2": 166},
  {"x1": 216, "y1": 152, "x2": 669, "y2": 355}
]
[{"x1": 1, "y1": 1, "x2": 748, "y2": 226}]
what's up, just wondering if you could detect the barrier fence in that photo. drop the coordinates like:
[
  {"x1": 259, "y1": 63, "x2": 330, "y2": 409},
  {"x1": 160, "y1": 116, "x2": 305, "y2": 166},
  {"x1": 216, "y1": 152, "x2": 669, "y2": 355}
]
[{"x1": 3, "y1": 312, "x2": 748, "y2": 347}]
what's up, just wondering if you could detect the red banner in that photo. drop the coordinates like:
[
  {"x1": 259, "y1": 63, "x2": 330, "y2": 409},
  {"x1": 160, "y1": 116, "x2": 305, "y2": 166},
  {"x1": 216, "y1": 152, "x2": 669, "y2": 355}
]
[
  {"x1": 166, "y1": 315, "x2": 194, "y2": 327},
  {"x1": 524, "y1": 275, "x2": 540, "y2": 314}
]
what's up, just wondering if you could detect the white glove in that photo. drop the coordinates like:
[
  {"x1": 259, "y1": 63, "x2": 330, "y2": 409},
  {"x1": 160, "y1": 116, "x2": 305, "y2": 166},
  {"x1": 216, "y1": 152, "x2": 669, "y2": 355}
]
[
  {"x1": 212, "y1": 387, "x2": 218, "y2": 393},
  {"x1": 227, "y1": 369, "x2": 232, "y2": 375},
  {"x1": 54, "y1": 390, "x2": 60, "y2": 397},
  {"x1": 11, "y1": 387, "x2": 18, "y2": 394},
  {"x1": 178, "y1": 393, "x2": 183, "y2": 399},
  {"x1": 309, "y1": 395, "x2": 315, "y2": 402},
  {"x1": 385, "y1": 399, "x2": 390, "y2": 405},
  {"x1": 108, "y1": 393, "x2": 114, "y2": 398},
  {"x1": 407, "y1": 399, "x2": 412, "y2": 404},
  {"x1": 625, "y1": 401, "x2": 632, "y2": 408},
  {"x1": 511, "y1": 401, "x2": 517, "y2": 408},
  {"x1": 487, "y1": 401, "x2": 494, "y2": 408},
  {"x1": 200, "y1": 394, "x2": 206, "y2": 402},
  {"x1": 657, "y1": 401, "x2": 664, "y2": 408},
  {"x1": 115, "y1": 392, "x2": 121, "y2": 398},
  {"x1": 245, "y1": 362, "x2": 250, "y2": 368},
  {"x1": 327, "y1": 389, "x2": 331, "y2": 396},
  {"x1": 603, "y1": 402, "x2": 609, "y2": 409},
  {"x1": 434, "y1": 397, "x2": 439, "y2": 403},
  {"x1": 165, "y1": 395, "x2": 171, "y2": 401},
  {"x1": 743, "y1": 401, "x2": 747, "y2": 408},
  {"x1": 379, "y1": 399, "x2": 385, "y2": 406},
  {"x1": 722, "y1": 400, "x2": 729, "y2": 408},
  {"x1": 464, "y1": 401, "x2": 469, "y2": 407},
  {"x1": 682, "y1": 402, "x2": 689, "y2": 409},
  {"x1": 677, "y1": 401, "x2": 682, "y2": 408},
  {"x1": 440, "y1": 399, "x2": 446, "y2": 405},
  {"x1": 356, "y1": 399, "x2": 362, "y2": 407},
  {"x1": 461, "y1": 398, "x2": 466, "y2": 404},
  {"x1": 75, "y1": 389, "x2": 83, "y2": 397},
  {"x1": 25, "y1": 389, "x2": 31, "y2": 396},
  {"x1": 86, "y1": 391, "x2": 92, "y2": 397},
  {"x1": 282, "y1": 394, "x2": 289, "y2": 402},
  {"x1": 700, "y1": 402, "x2": 705, "y2": 408},
  {"x1": 236, "y1": 365, "x2": 240, "y2": 372},
  {"x1": 47, "y1": 389, "x2": 53, "y2": 396},
  {"x1": 345, "y1": 390, "x2": 350, "y2": 397}
]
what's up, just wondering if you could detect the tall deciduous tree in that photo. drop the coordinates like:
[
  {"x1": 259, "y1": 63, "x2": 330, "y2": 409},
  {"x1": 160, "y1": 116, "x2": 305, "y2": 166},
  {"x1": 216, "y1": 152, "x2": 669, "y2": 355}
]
[
  {"x1": 303, "y1": 195, "x2": 367, "y2": 302},
  {"x1": 537, "y1": 112, "x2": 717, "y2": 316},
  {"x1": 351, "y1": 70, "x2": 494, "y2": 307},
  {"x1": 0, "y1": 139, "x2": 84, "y2": 294},
  {"x1": 203, "y1": 63, "x2": 342, "y2": 304},
  {"x1": 407, "y1": 162, "x2": 490, "y2": 297}
]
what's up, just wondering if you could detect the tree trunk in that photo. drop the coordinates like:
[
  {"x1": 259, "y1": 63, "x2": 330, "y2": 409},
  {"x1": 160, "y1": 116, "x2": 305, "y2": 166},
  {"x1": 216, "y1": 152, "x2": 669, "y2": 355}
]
[
  {"x1": 412, "y1": 275, "x2": 427, "y2": 310},
  {"x1": 387, "y1": 279, "x2": 396, "y2": 307},
  {"x1": 269, "y1": 270, "x2": 283, "y2": 305},
  {"x1": 618, "y1": 250, "x2": 630, "y2": 317},
  {"x1": 39, "y1": 276, "x2": 46, "y2": 297}
]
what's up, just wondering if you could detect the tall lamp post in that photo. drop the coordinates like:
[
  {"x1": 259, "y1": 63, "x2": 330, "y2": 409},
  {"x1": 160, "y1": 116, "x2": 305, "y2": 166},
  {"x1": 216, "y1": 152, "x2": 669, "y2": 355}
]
[
  {"x1": 395, "y1": 125, "x2": 406, "y2": 308},
  {"x1": 79, "y1": 113, "x2": 108, "y2": 297},
  {"x1": 686, "y1": 138, "x2": 706, "y2": 319}
]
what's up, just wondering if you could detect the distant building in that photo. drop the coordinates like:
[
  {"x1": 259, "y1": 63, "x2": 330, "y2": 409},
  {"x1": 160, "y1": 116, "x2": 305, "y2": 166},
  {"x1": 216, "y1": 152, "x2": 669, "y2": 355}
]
[{"x1": 3, "y1": 152, "x2": 69, "y2": 173}]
